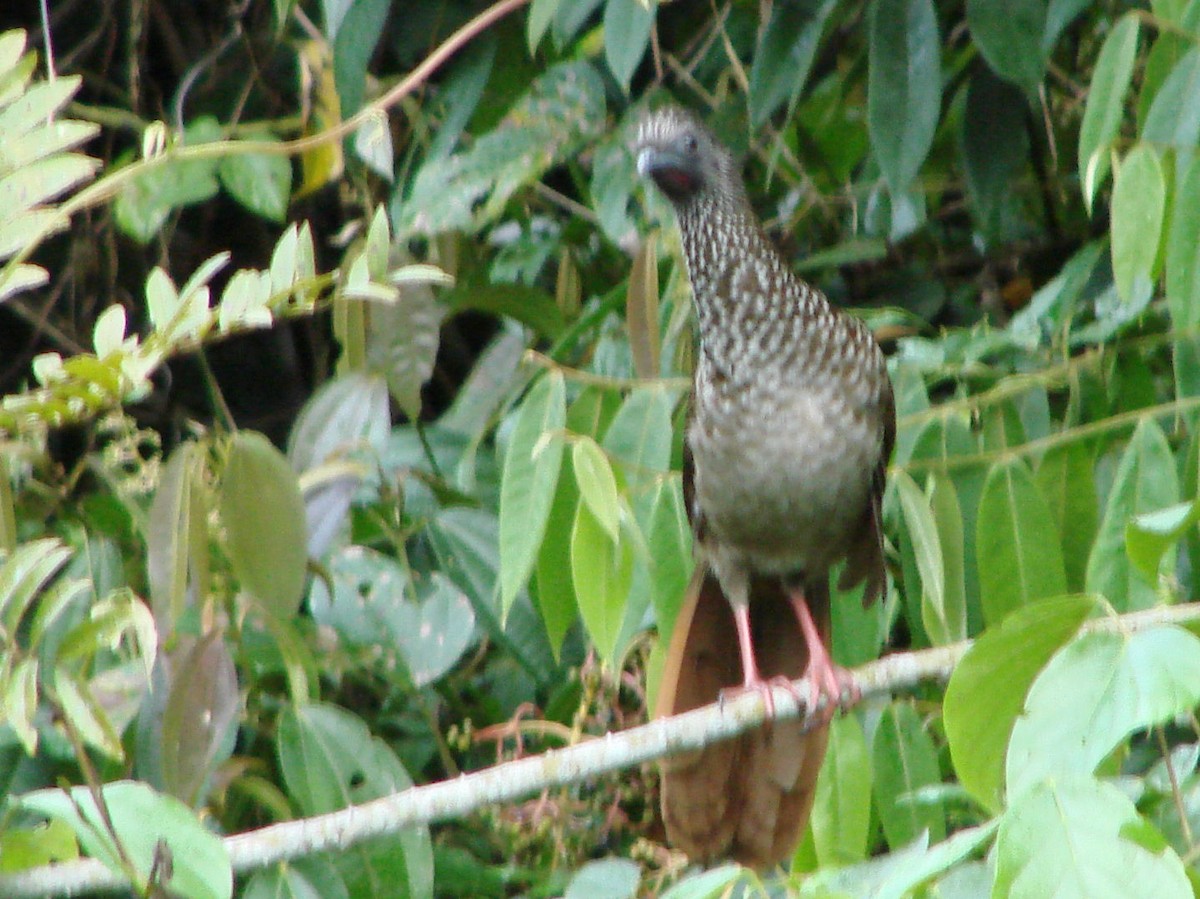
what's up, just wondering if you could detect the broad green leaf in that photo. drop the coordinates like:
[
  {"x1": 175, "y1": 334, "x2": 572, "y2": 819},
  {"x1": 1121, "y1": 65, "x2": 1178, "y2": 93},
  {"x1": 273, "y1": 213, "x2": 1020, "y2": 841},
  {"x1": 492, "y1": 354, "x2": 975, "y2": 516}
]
[
  {"x1": 812, "y1": 714, "x2": 873, "y2": 866},
  {"x1": 1111, "y1": 144, "x2": 1165, "y2": 304},
  {"x1": 55, "y1": 673, "x2": 124, "y2": 761},
  {"x1": 646, "y1": 477, "x2": 692, "y2": 641},
  {"x1": 748, "y1": 0, "x2": 836, "y2": 128},
  {"x1": 894, "y1": 471, "x2": 946, "y2": 644},
  {"x1": 994, "y1": 778, "x2": 1190, "y2": 899},
  {"x1": 1078, "y1": 14, "x2": 1139, "y2": 212},
  {"x1": 1008, "y1": 626, "x2": 1200, "y2": 798},
  {"x1": 498, "y1": 371, "x2": 566, "y2": 617},
  {"x1": 365, "y1": 282, "x2": 444, "y2": 421},
  {"x1": 277, "y1": 703, "x2": 432, "y2": 898},
  {"x1": 572, "y1": 437, "x2": 621, "y2": 543},
  {"x1": 927, "y1": 473, "x2": 967, "y2": 644},
  {"x1": 660, "y1": 864, "x2": 744, "y2": 899},
  {"x1": 1142, "y1": 46, "x2": 1200, "y2": 178},
  {"x1": 5, "y1": 656, "x2": 37, "y2": 754},
  {"x1": 528, "y1": 0, "x2": 562, "y2": 51},
  {"x1": 868, "y1": 0, "x2": 941, "y2": 193},
  {"x1": 443, "y1": 282, "x2": 565, "y2": 341},
  {"x1": 1126, "y1": 500, "x2": 1199, "y2": 581},
  {"x1": 220, "y1": 431, "x2": 308, "y2": 618},
  {"x1": 799, "y1": 823, "x2": 998, "y2": 899},
  {"x1": 975, "y1": 457, "x2": 1067, "y2": 625},
  {"x1": 21, "y1": 781, "x2": 232, "y2": 899},
  {"x1": 217, "y1": 146, "x2": 291, "y2": 223},
  {"x1": 535, "y1": 452, "x2": 581, "y2": 659},
  {"x1": 161, "y1": 632, "x2": 239, "y2": 807},
  {"x1": 570, "y1": 500, "x2": 633, "y2": 666},
  {"x1": 943, "y1": 594, "x2": 1095, "y2": 811},
  {"x1": 967, "y1": 0, "x2": 1047, "y2": 94},
  {"x1": 872, "y1": 701, "x2": 945, "y2": 849},
  {"x1": 564, "y1": 858, "x2": 640, "y2": 899},
  {"x1": 308, "y1": 546, "x2": 476, "y2": 686},
  {"x1": 397, "y1": 61, "x2": 606, "y2": 237},
  {"x1": 242, "y1": 860, "x2": 349, "y2": 899},
  {"x1": 331, "y1": 0, "x2": 388, "y2": 117},
  {"x1": 601, "y1": 386, "x2": 675, "y2": 488},
  {"x1": 603, "y1": 0, "x2": 655, "y2": 92},
  {"x1": 0, "y1": 536, "x2": 72, "y2": 636},
  {"x1": 1035, "y1": 442, "x2": 1099, "y2": 593},
  {"x1": 1085, "y1": 418, "x2": 1179, "y2": 611},
  {"x1": 287, "y1": 372, "x2": 390, "y2": 473},
  {"x1": 962, "y1": 66, "x2": 1028, "y2": 243},
  {"x1": 1166, "y1": 155, "x2": 1200, "y2": 404}
]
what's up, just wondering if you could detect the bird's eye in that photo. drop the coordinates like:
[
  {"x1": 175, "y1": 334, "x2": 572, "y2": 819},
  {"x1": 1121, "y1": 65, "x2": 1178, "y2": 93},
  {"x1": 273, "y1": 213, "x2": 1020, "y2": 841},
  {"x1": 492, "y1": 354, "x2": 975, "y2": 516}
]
[{"x1": 683, "y1": 133, "x2": 699, "y2": 153}]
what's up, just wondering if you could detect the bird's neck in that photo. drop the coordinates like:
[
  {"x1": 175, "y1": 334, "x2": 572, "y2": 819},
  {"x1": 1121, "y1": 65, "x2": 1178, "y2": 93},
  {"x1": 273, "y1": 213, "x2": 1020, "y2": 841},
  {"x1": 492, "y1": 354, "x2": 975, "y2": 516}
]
[{"x1": 675, "y1": 196, "x2": 828, "y2": 373}]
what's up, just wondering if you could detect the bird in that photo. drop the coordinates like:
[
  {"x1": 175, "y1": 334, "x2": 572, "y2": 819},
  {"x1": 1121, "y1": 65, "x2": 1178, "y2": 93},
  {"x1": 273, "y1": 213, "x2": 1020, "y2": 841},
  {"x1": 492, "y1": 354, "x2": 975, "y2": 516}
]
[{"x1": 634, "y1": 105, "x2": 895, "y2": 869}]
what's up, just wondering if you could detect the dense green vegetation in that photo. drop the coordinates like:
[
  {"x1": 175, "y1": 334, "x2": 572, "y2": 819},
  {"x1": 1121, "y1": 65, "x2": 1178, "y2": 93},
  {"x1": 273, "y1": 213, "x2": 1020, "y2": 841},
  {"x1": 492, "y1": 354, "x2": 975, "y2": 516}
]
[{"x1": 3, "y1": 1, "x2": 1200, "y2": 896}]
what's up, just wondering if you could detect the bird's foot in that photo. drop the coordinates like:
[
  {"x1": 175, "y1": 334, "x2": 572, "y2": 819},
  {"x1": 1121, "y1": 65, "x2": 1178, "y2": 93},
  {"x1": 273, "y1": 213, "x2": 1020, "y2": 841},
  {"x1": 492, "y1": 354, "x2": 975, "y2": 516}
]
[
  {"x1": 804, "y1": 638, "x2": 859, "y2": 724},
  {"x1": 721, "y1": 675, "x2": 804, "y2": 719}
]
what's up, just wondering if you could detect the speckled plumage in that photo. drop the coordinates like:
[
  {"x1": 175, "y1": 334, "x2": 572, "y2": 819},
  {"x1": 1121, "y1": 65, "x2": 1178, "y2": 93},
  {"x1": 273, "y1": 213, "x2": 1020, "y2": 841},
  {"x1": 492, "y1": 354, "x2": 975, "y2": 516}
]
[{"x1": 638, "y1": 105, "x2": 894, "y2": 869}]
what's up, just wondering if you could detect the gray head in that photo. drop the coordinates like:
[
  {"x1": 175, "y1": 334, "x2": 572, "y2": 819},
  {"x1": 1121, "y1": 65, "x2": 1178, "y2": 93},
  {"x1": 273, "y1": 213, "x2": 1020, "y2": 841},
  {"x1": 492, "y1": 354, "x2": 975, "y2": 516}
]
[{"x1": 634, "y1": 106, "x2": 745, "y2": 209}]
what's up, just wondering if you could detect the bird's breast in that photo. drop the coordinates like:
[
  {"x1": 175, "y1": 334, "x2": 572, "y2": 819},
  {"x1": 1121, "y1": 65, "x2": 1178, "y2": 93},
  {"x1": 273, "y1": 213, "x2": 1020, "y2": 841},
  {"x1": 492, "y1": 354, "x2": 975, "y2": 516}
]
[{"x1": 688, "y1": 361, "x2": 882, "y2": 576}]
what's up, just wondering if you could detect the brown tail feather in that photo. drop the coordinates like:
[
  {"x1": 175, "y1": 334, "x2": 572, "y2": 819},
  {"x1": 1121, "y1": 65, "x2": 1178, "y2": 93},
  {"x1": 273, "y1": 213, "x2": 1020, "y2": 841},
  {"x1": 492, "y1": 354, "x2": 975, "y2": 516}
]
[{"x1": 656, "y1": 568, "x2": 830, "y2": 869}]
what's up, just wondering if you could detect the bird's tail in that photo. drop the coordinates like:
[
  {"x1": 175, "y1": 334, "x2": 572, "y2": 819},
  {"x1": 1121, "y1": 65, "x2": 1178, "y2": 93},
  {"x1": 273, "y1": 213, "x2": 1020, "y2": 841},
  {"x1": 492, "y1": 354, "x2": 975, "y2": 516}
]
[{"x1": 655, "y1": 568, "x2": 830, "y2": 869}]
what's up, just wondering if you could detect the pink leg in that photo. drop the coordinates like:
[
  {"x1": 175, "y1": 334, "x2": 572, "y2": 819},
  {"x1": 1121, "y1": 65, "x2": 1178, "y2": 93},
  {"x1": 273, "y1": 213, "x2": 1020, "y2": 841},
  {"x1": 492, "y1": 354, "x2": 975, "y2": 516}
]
[
  {"x1": 789, "y1": 588, "x2": 859, "y2": 716},
  {"x1": 731, "y1": 603, "x2": 775, "y2": 716}
]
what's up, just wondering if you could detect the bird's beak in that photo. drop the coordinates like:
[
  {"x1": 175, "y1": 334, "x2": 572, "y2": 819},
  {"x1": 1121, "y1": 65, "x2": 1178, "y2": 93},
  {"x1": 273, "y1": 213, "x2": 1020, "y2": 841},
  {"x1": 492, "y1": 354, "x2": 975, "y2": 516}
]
[{"x1": 636, "y1": 146, "x2": 700, "y2": 199}]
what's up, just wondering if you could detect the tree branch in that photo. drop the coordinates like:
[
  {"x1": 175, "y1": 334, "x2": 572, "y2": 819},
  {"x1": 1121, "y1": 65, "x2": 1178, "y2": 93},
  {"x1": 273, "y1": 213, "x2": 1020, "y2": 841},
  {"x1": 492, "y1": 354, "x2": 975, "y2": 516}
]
[{"x1": 4, "y1": 603, "x2": 1199, "y2": 898}]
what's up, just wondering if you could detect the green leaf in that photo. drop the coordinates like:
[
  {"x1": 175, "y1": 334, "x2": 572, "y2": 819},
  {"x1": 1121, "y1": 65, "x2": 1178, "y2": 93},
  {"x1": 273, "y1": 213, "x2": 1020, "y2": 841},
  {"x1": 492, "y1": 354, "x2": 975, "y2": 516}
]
[
  {"x1": 21, "y1": 781, "x2": 232, "y2": 899},
  {"x1": 564, "y1": 858, "x2": 640, "y2": 899},
  {"x1": 962, "y1": 66, "x2": 1029, "y2": 243},
  {"x1": 872, "y1": 701, "x2": 945, "y2": 849},
  {"x1": 1078, "y1": 14, "x2": 1139, "y2": 213},
  {"x1": 1142, "y1": 46, "x2": 1200, "y2": 177},
  {"x1": 812, "y1": 714, "x2": 873, "y2": 866},
  {"x1": 443, "y1": 282, "x2": 565, "y2": 341},
  {"x1": 1166, "y1": 155, "x2": 1200, "y2": 404},
  {"x1": 967, "y1": 0, "x2": 1047, "y2": 94},
  {"x1": 572, "y1": 437, "x2": 622, "y2": 543},
  {"x1": 1007, "y1": 626, "x2": 1200, "y2": 798},
  {"x1": 994, "y1": 778, "x2": 1191, "y2": 899},
  {"x1": 332, "y1": 0, "x2": 389, "y2": 117},
  {"x1": 309, "y1": 546, "x2": 476, "y2": 686},
  {"x1": 1085, "y1": 418, "x2": 1180, "y2": 611},
  {"x1": 397, "y1": 61, "x2": 606, "y2": 237},
  {"x1": 528, "y1": 0, "x2": 562, "y2": 52},
  {"x1": 646, "y1": 477, "x2": 692, "y2": 642},
  {"x1": 626, "y1": 233, "x2": 660, "y2": 379},
  {"x1": 498, "y1": 371, "x2": 566, "y2": 617},
  {"x1": 868, "y1": 0, "x2": 942, "y2": 193},
  {"x1": 800, "y1": 823, "x2": 998, "y2": 898},
  {"x1": 217, "y1": 146, "x2": 291, "y2": 223},
  {"x1": 603, "y1": 0, "x2": 655, "y2": 92},
  {"x1": 1035, "y1": 442, "x2": 1099, "y2": 593},
  {"x1": 1111, "y1": 144, "x2": 1165, "y2": 304},
  {"x1": 927, "y1": 473, "x2": 967, "y2": 644},
  {"x1": 975, "y1": 456, "x2": 1068, "y2": 625},
  {"x1": 287, "y1": 372, "x2": 390, "y2": 474},
  {"x1": 570, "y1": 499, "x2": 633, "y2": 666},
  {"x1": 659, "y1": 864, "x2": 744, "y2": 899},
  {"x1": 161, "y1": 632, "x2": 239, "y2": 807},
  {"x1": 601, "y1": 386, "x2": 675, "y2": 489},
  {"x1": 894, "y1": 471, "x2": 946, "y2": 645},
  {"x1": 277, "y1": 703, "x2": 432, "y2": 898},
  {"x1": 0, "y1": 536, "x2": 72, "y2": 637},
  {"x1": 220, "y1": 431, "x2": 308, "y2": 618},
  {"x1": 1126, "y1": 500, "x2": 1199, "y2": 581},
  {"x1": 535, "y1": 457, "x2": 581, "y2": 660},
  {"x1": 943, "y1": 594, "x2": 1096, "y2": 812},
  {"x1": 748, "y1": 0, "x2": 836, "y2": 128}
]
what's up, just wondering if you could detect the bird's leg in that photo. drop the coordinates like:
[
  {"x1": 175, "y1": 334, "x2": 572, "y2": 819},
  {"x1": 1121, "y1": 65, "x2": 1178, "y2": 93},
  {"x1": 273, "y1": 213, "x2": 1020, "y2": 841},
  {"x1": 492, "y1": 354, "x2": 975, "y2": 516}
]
[
  {"x1": 730, "y1": 602, "x2": 775, "y2": 716},
  {"x1": 788, "y1": 586, "x2": 859, "y2": 718}
]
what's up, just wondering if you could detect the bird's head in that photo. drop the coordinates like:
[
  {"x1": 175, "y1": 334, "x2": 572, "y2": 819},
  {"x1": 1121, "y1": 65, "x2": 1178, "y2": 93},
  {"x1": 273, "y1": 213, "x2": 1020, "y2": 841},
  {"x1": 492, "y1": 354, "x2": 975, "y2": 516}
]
[{"x1": 634, "y1": 106, "x2": 739, "y2": 207}]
